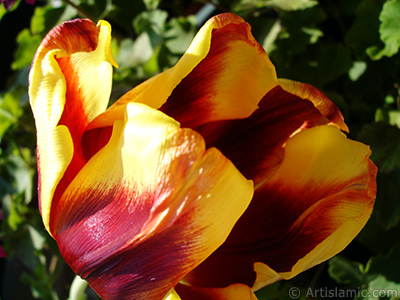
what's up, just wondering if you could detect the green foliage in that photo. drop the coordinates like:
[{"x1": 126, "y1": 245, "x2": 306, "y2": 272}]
[
  {"x1": 328, "y1": 245, "x2": 400, "y2": 300},
  {"x1": 328, "y1": 256, "x2": 366, "y2": 287},
  {"x1": 345, "y1": 0, "x2": 383, "y2": 59},
  {"x1": 0, "y1": 0, "x2": 21, "y2": 21},
  {"x1": 0, "y1": 91, "x2": 23, "y2": 141},
  {"x1": 12, "y1": 29, "x2": 41, "y2": 70},
  {"x1": 368, "y1": 0, "x2": 400, "y2": 60},
  {"x1": 1, "y1": 0, "x2": 400, "y2": 299}
]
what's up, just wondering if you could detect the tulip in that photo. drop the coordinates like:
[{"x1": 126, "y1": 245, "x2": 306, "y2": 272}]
[{"x1": 29, "y1": 13, "x2": 377, "y2": 300}]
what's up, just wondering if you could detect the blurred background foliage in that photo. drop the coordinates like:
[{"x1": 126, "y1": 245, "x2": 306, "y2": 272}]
[{"x1": 0, "y1": 0, "x2": 400, "y2": 299}]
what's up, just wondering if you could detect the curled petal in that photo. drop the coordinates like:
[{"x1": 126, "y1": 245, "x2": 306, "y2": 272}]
[
  {"x1": 251, "y1": 263, "x2": 282, "y2": 291},
  {"x1": 29, "y1": 19, "x2": 116, "y2": 233},
  {"x1": 185, "y1": 125, "x2": 376, "y2": 288},
  {"x1": 160, "y1": 14, "x2": 277, "y2": 127},
  {"x1": 196, "y1": 86, "x2": 333, "y2": 185},
  {"x1": 279, "y1": 79, "x2": 348, "y2": 132},
  {"x1": 53, "y1": 103, "x2": 253, "y2": 299},
  {"x1": 87, "y1": 13, "x2": 278, "y2": 132}
]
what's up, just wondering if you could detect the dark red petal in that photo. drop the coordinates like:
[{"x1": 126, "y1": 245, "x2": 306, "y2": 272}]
[{"x1": 195, "y1": 86, "x2": 330, "y2": 185}]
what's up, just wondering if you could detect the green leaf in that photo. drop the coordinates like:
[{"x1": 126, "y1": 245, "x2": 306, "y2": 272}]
[
  {"x1": 107, "y1": 0, "x2": 146, "y2": 31},
  {"x1": 133, "y1": 9, "x2": 167, "y2": 37},
  {"x1": 367, "y1": 244, "x2": 400, "y2": 283},
  {"x1": 79, "y1": 0, "x2": 113, "y2": 20},
  {"x1": 262, "y1": 19, "x2": 282, "y2": 53},
  {"x1": 355, "y1": 245, "x2": 400, "y2": 300},
  {"x1": 0, "y1": 0, "x2": 21, "y2": 21},
  {"x1": 164, "y1": 16, "x2": 197, "y2": 54},
  {"x1": 21, "y1": 252, "x2": 60, "y2": 300},
  {"x1": 274, "y1": 6, "x2": 326, "y2": 55},
  {"x1": 349, "y1": 61, "x2": 367, "y2": 81},
  {"x1": 8, "y1": 224, "x2": 38, "y2": 270},
  {"x1": 356, "y1": 276, "x2": 400, "y2": 300},
  {"x1": 0, "y1": 92, "x2": 23, "y2": 141},
  {"x1": 0, "y1": 4, "x2": 7, "y2": 21},
  {"x1": 143, "y1": 42, "x2": 163, "y2": 75},
  {"x1": 272, "y1": 43, "x2": 352, "y2": 87},
  {"x1": 143, "y1": 0, "x2": 161, "y2": 10},
  {"x1": 358, "y1": 122, "x2": 400, "y2": 173},
  {"x1": 368, "y1": 0, "x2": 400, "y2": 60},
  {"x1": 375, "y1": 108, "x2": 400, "y2": 128},
  {"x1": 235, "y1": 0, "x2": 317, "y2": 12},
  {"x1": 8, "y1": 154, "x2": 33, "y2": 204},
  {"x1": 267, "y1": 0, "x2": 318, "y2": 10},
  {"x1": 31, "y1": 6, "x2": 47, "y2": 34},
  {"x1": 4, "y1": 194, "x2": 24, "y2": 231},
  {"x1": 11, "y1": 29, "x2": 42, "y2": 70},
  {"x1": 27, "y1": 225, "x2": 46, "y2": 251},
  {"x1": 345, "y1": 0, "x2": 383, "y2": 58},
  {"x1": 328, "y1": 256, "x2": 366, "y2": 287},
  {"x1": 116, "y1": 35, "x2": 153, "y2": 68}
]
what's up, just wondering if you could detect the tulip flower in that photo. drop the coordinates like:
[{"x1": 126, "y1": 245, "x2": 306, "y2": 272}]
[{"x1": 29, "y1": 13, "x2": 377, "y2": 300}]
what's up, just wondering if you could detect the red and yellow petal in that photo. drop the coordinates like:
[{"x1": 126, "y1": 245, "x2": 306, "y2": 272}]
[
  {"x1": 279, "y1": 78, "x2": 348, "y2": 132},
  {"x1": 159, "y1": 13, "x2": 277, "y2": 128},
  {"x1": 87, "y1": 13, "x2": 278, "y2": 132},
  {"x1": 52, "y1": 103, "x2": 253, "y2": 299},
  {"x1": 196, "y1": 86, "x2": 333, "y2": 186},
  {"x1": 29, "y1": 19, "x2": 117, "y2": 233},
  {"x1": 184, "y1": 125, "x2": 376, "y2": 289}
]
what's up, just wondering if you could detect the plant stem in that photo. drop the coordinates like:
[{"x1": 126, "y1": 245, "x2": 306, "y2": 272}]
[{"x1": 62, "y1": 0, "x2": 96, "y2": 21}]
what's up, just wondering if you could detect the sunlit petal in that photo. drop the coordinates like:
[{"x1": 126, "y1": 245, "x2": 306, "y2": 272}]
[
  {"x1": 53, "y1": 103, "x2": 253, "y2": 299},
  {"x1": 196, "y1": 86, "x2": 332, "y2": 185},
  {"x1": 87, "y1": 13, "x2": 277, "y2": 132},
  {"x1": 29, "y1": 19, "x2": 116, "y2": 233},
  {"x1": 184, "y1": 125, "x2": 376, "y2": 288},
  {"x1": 279, "y1": 78, "x2": 348, "y2": 132}
]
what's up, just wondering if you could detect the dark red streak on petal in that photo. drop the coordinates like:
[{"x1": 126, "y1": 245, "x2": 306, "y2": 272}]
[
  {"x1": 81, "y1": 126, "x2": 113, "y2": 162},
  {"x1": 160, "y1": 23, "x2": 259, "y2": 128},
  {"x1": 295, "y1": 83, "x2": 348, "y2": 131},
  {"x1": 54, "y1": 181, "x2": 154, "y2": 275},
  {"x1": 186, "y1": 174, "x2": 372, "y2": 288},
  {"x1": 54, "y1": 180, "x2": 205, "y2": 300},
  {"x1": 40, "y1": 19, "x2": 98, "y2": 55},
  {"x1": 83, "y1": 219, "x2": 197, "y2": 300},
  {"x1": 195, "y1": 86, "x2": 330, "y2": 184}
]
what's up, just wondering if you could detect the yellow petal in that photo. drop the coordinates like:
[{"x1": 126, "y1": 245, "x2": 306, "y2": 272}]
[
  {"x1": 163, "y1": 289, "x2": 182, "y2": 300},
  {"x1": 184, "y1": 125, "x2": 376, "y2": 289},
  {"x1": 52, "y1": 103, "x2": 253, "y2": 299},
  {"x1": 251, "y1": 262, "x2": 282, "y2": 291},
  {"x1": 279, "y1": 79, "x2": 348, "y2": 132},
  {"x1": 29, "y1": 19, "x2": 116, "y2": 234},
  {"x1": 250, "y1": 125, "x2": 376, "y2": 282},
  {"x1": 87, "y1": 13, "x2": 278, "y2": 131}
]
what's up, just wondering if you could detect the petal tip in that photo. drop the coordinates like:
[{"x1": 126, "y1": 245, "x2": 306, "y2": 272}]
[{"x1": 96, "y1": 19, "x2": 119, "y2": 68}]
